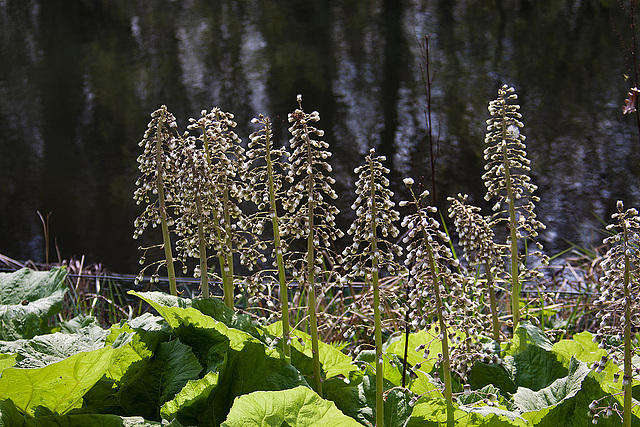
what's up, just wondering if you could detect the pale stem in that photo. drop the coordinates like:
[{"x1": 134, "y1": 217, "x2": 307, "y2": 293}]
[
  {"x1": 155, "y1": 111, "x2": 177, "y2": 296},
  {"x1": 501, "y1": 117, "x2": 520, "y2": 330},
  {"x1": 485, "y1": 263, "x2": 501, "y2": 345},
  {"x1": 265, "y1": 121, "x2": 291, "y2": 361},
  {"x1": 623, "y1": 223, "x2": 632, "y2": 427},
  {"x1": 304, "y1": 128, "x2": 322, "y2": 395},
  {"x1": 426, "y1": 242, "x2": 452, "y2": 403},
  {"x1": 196, "y1": 194, "x2": 209, "y2": 298},
  {"x1": 370, "y1": 159, "x2": 384, "y2": 427}
]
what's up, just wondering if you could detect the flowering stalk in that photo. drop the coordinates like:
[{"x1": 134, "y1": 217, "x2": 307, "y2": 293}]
[
  {"x1": 200, "y1": 108, "x2": 247, "y2": 308},
  {"x1": 402, "y1": 179, "x2": 489, "y2": 408},
  {"x1": 448, "y1": 194, "x2": 503, "y2": 344},
  {"x1": 284, "y1": 95, "x2": 343, "y2": 394},
  {"x1": 133, "y1": 105, "x2": 179, "y2": 296},
  {"x1": 593, "y1": 201, "x2": 640, "y2": 427},
  {"x1": 247, "y1": 114, "x2": 292, "y2": 361},
  {"x1": 401, "y1": 178, "x2": 454, "y2": 403},
  {"x1": 483, "y1": 85, "x2": 546, "y2": 330},
  {"x1": 173, "y1": 132, "x2": 217, "y2": 298},
  {"x1": 342, "y1": 148, "x2": 402, "y2": 426}
]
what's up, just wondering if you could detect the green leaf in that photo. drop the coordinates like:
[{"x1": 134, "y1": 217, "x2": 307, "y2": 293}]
[
  {"x1": 0, "y1": 346, "x2": 120, "y2": 416},
  {"x1": 0, "y1": 328, "x2": 152, "y2": 417},
  {"x1": 406, "y1": 397, "x2": 528, "y2": 426},
  {"x1": 0, "y1": 399, "x2": 25, "y2": 427},
  {"x1": 131, "y1": 291, "x2": 259, "y2": 338},
  {"x1": 265, "y1": 321, "x2": 356, "y2": 380},
  {"x1": 384, "y1": 327, "x2": 443, "y2": 374},
  {"x1": 0, "y1": 324, "x2": 108, "y2": 369},
  {"x1": 551, "y1": 331, "x2": 604, "y2": 366},
  {"x1": 506, "y1": 322, "x2": 553, "y2": 355},
  {"x1": 117, "y1": 339, "x2": 202, "y2": 421},
  {"x1": 0, "y1": 268, "x2": 68, "y2": 340},
  {"x1": 221, "y1": 386, "x2": 360, "y2": 426},
  {"x1": 468, "y1": 359, "x2": 517, "y2": 396},
  {"x1": 323, "y1": 365, "x2": 414, "y2": 427},
  {"x1": 161, "y1": 371, "x2": 219, "y2": 424},
  {"x1": 131, "y1": 291, "x2": 305, "y2": 427},
  {"x1": 514, "y1": 357, "x2": 590, "y2": 412},
  {"x1": 22, "y1": 414, "x2": 186, "y2": 426},
  {"x1": 0, "y1": 353, "x2": 17, "y2": 371}
]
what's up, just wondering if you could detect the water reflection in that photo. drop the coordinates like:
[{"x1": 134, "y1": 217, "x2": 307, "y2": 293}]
[{"x1": 0, "y1": 0, "x2": 637, "y2": 272}]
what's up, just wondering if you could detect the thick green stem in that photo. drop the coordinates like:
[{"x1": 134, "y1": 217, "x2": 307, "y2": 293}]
[
  {"x1": 502, "y1": 125, "x2": 520, "y2": 330},
  {"x1": 304, "y1": 132, "x2": 322, "y2": 395},
  {"x1": 196, "y1": 195, "x2": 209, "y2": 298},
  {"x1": 155, "y1": 113, "x2": 177, "y2": 296},
  {"x1": 265, "y1": 121, "x2": 291, "y2": 361},
  {"x1": 222, "y1": 182, "x2": 235, "y2": 308},
  {"x1": 623, "y1": 224, "x2": 633, "y2": 427},
  {"x1": 427, "y1": 245, "x2": 452, "y2": 403},
  {"x1": 370, "y1": 161, "x2": 384, "y2": 427},
  {"x1": 485, "y1": 264, "x2": 501, "y2": 345}
]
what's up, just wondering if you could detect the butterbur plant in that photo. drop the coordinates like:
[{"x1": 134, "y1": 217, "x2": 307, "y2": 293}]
[
  {"x1": 342, "y1": 147, "x2": 402, "y2": 426},
  {"x1": 592, "y1": 200, "x2": 640, "y2": 426},
  {"x1": 172, "y1": 131, "x2": 217, "y2": 298},
  {"x1": 283, "y1": 95, "x2": 344, "y2": 394},
  {"x1": 133, "y1": 105, "x2": 179, "y2": 296},
  {"x1": 400, "y1": 180, "x2": 486, "y2": 405},
  {"x1": 483, "y1": 85, "x2": 547, "y2": 330},
  {"x1": 198, "y1": 108, "x2": 250, "y2": 308},
  {"x1": 448, "y1": 194, "x2": 504, "y2": 345},
  {"x1": 245, "y1": 114, "x2": 293, "y2": 361}
]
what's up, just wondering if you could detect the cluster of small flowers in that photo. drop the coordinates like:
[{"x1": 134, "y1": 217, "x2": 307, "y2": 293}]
[
  {"x1": 171, "y1": 131, "x2": 217, "y2": 271},
  {"x1": 447, "y1": 194, "x2": 506, "y2": 339},
  {"x1": 244, "y1": 115, "x2": 291, "y2": 265},
  {"x1": 588, "y1": 398, "x2": 619, "y2": 424},
  {"x1": 133, "y1": 105, "x2": 180, "y2": 241},
  {"x1": 593, "y1": 200, "x2": 640, "y2": 366},
  {"x1": 447, "y1": 194, "x2": 504, "y2": 269},
  {"x1": 482, "y1": 85, "x2": 545, "y2": 250},
  {"x1": 281, "y1": 95, "x2": 344, "y2": 282},
  {"x1": 341, "y1": 148, "x2": 403, "y2": 282},
  {"x1": 401, "y1": 180, "x2": 489, "y2": 379}
]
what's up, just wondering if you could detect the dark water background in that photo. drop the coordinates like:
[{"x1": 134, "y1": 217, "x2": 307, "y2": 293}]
[{"x1": 1, "y1": 0, "x2": 638, "y2": 273}]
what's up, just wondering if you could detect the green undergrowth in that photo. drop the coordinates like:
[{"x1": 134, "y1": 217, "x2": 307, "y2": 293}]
[{"x1": 0, "y1": 269, "x2": 638, "y2": 426}]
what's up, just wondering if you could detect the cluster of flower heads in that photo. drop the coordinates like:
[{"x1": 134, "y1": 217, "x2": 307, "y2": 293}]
[
  {"x1": 593, "y1": 201, "x2": 640, "y2": 371},
  {"x1": 133, "y1": 105, "x2": 180, "y2": 283},
  {"x1": 133, "y1": 106, "x2": 259, "y2": 288},
  {"x1": 282, "y1": 95, "x2": 344, "y2": 282},
  {"x1": 341, "y1": 148, "x2": 403, "y2": 281},
  {"x1": 241, "y1": 114, "x2": 291, "y2": 302},
  {"x1": 483, "y1": 85, "x2": 545, "y2": 252},
  {"x1": 448, "y1": 194, "x2": 504, "y2": 270},
  {"x1": 400, "y1": 180, "x2": 493, "y2": 379}
]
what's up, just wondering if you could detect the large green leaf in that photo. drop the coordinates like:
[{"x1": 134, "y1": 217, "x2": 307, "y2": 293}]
[
  {"x1": 468, "y1": 359, "x2": 517, "y2": 396},
  {"x1": 265, "y1": 321, "x2": 356, "y2": 380},
  {"x1": 323, "y1": 361, "x2": 414, "y2": 427},
  {"x1": 131, "y1": 291, "x2": 305, "y2": 427},
  {"x1": 117, "y1": 339, "x2": 202, "y2": 421},
  {"x1": 131, "y1": 291, "x2": 259, "y2": 338},
  {"x1": 406, "y1": 397, "x2": 528, "y2": 426},
  {"x1": 161, "y1": 371, "x2": 220, "y2": 423},
  {"x1": 0, "y1": 346, "x2": 120, "y2": 416},
  {"x1": 21, "y1": 414, "x2": 185, "y2": 426},
  {"x1": 0, "y1": 324, "x2": 108, "y2": 368},
  {"x1": 384, "y1": 327, "x2": 443, "y2": 375},
  {"x1": 0, "y1": 399, "x2": 25, "y2": 426},
  {"x1": 514, "y1": 357, "x2": 590, "y2": 412},
  {"x1": 221, "y1": 386, "x2": 360, "y2": 426},
  {"x1": 0, "y1": 268, "x2": 68, "y2": 340},
  {"x1": 0, "y1": 327, "x2": 151, "y2": 417}
]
